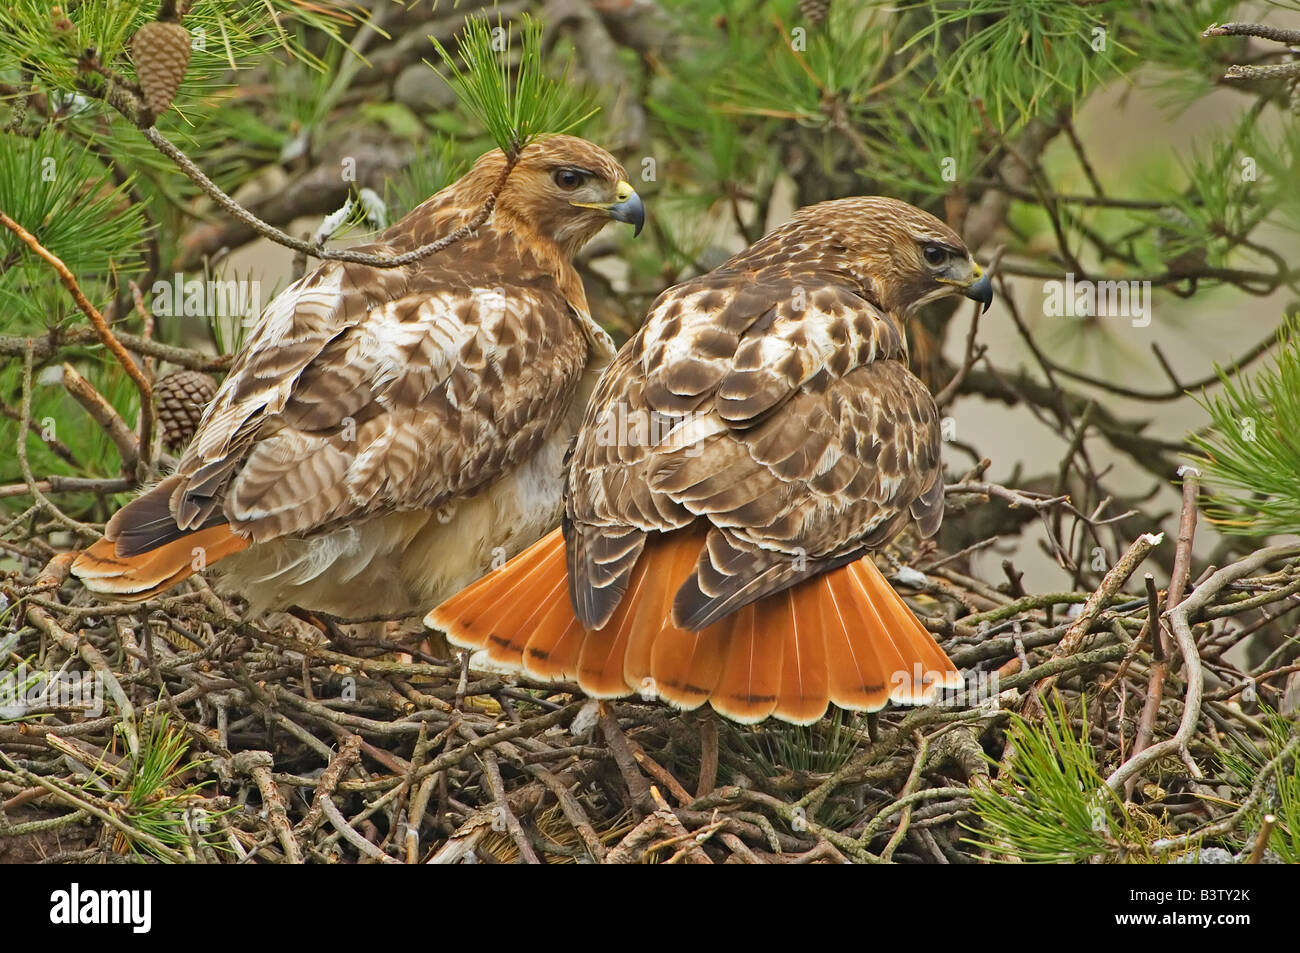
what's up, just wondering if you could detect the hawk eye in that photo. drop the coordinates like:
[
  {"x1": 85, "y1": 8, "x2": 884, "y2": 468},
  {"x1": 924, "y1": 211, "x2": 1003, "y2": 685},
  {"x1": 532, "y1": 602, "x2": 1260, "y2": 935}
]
[
  {"x1": 553, "y1": 168, "x2": 585, "y2": 190},
  {"x1": 922, "y1": 244, "x2": 948, "y2": 267}
]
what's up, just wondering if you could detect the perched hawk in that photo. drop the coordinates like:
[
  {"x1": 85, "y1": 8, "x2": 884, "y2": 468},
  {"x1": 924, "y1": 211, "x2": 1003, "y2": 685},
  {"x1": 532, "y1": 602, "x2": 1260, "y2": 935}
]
[
  {"x1": 429, "y1": 197, "x2": 992, "y2": 724},
  {"x1": 73, "y1": 135, "x2": 645, "y2": 616}
]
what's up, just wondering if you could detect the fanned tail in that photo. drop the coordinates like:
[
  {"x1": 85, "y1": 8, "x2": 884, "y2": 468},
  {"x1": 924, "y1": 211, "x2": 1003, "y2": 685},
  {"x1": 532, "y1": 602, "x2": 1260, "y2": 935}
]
[{"x1": 426, "y1": 528, "x2": 962, "y2": 724}]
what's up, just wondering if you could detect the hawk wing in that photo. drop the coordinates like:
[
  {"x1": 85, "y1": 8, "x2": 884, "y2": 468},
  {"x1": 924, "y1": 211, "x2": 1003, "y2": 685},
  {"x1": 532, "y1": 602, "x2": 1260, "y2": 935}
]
[
  {"x1": 114, "y1": 234, "x2": 590, "y2": 556},
  {"x1": 565, "y1": 268, "x2": 943, "y2": 630}
]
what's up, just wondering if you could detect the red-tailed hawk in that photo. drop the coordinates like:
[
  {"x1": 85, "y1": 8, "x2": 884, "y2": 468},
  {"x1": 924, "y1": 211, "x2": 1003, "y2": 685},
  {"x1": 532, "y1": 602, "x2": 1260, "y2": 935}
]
[
  {"x1": 73, "y1": 135, "x2": 645, "y2": 616},
  {"x1": 429, "y1": 197, "x2": 992, "y2": 724}
]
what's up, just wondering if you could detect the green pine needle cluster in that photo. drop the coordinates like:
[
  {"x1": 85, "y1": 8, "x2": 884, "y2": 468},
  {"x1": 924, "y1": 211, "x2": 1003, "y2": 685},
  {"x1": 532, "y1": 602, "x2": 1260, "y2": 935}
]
[
  {"x1": 895, "y1": 0, "x2": 1133, "y2": 128},
  {"x1": 0, "y1": 128, "x2": 145, "y2": 333},
  {"x1": 1219, "y1": 710, "x2": 1300, "y2": 863},
  {"x1": 103, "y1": 713, "x2": 228, "y2": 860},
  {"x1": 727, "y1": 708, "x2": 867, "y2": 778},
  {"x1": 718, "y1": 5, "x2": 892, "y2": 125},
  {"x1": 385, "y1": 136, "x2": 469, "y2": 221},
  {"x1": 1191, "y1": 316, "x2": 1300, "y2": 537},
  {"x1": 429, "y1": 14, "x2": 597, "y2": 158},
  {"x1": 966, "y1": 695, "x2": 1160, "y2": 863},
  {"x1": 0, "y1": 1, "x2": 367, "y2": 108}
]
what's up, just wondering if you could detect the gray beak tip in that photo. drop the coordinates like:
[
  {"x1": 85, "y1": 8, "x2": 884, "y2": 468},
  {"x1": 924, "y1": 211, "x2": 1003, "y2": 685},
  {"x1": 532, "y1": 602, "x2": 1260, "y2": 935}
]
[
  {"x1": 964, "y1": 272, "x2": 993, "y2": 313},
  {"x1": 609, "y1": 192, "x2": 645, "y2": 237}
]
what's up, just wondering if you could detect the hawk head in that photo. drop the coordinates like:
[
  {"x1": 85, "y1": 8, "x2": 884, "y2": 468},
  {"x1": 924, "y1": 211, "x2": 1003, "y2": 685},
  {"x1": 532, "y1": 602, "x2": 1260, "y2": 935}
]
[
  {"x1": 463, "y1": 134, "x2": 644, "y2": 258},
  {"x1": 794, "y1": 196, "x2": 992, "y2": 315}
]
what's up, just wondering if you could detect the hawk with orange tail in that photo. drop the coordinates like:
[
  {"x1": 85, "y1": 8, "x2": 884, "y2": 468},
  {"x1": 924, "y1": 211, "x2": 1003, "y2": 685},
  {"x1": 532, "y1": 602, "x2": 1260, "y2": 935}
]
[
  {"x1": 72, "y1": 136, "x2": 644, "y2": 617},
  {"x1": 428, "y1": 196, "x2": 993, "y2": 724}
]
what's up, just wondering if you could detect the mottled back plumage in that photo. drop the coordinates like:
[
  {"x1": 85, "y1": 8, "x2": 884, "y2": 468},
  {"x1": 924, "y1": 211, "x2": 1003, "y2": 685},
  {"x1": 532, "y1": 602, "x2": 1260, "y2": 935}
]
[
  {"x1": 564, "y1": 197, "x2": 973, "y2": 629},
  {"x1": 79, "y1": 135, "x2": 643, "y2": 616}
]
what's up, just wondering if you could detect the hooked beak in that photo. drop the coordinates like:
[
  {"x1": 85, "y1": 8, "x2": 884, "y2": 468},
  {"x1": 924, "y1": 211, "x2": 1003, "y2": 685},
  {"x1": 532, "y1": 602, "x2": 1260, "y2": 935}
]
[
  {"x1": 962, "y1": 265, "x2": 993, "y2": 313},
  {"x1": 573, "y1": 180, "x2": 645, "y2": 237}
]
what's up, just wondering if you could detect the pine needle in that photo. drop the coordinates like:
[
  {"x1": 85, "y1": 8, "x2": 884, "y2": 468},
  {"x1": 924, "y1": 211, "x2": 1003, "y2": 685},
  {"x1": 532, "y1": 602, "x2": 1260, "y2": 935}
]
[
  {"x1": 1192, "y1": 315, "x2": 1300, "y2": 536},
  {"x1": 428, "y1": 14, "x2": 597, "y2": 158}
]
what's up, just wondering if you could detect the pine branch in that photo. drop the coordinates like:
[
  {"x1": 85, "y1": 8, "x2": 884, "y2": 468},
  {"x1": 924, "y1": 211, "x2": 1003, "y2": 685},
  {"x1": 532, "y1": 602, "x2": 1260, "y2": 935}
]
[
  {"x1": 0, "y1": 210, "x2": 154, "y2": 478},
  {"x1": 142, "y1": 125, "x2": 516, "y2": 269}
]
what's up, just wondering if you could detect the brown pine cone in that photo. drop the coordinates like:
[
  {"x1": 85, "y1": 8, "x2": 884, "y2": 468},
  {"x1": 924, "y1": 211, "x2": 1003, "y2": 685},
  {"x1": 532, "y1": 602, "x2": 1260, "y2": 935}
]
[
  {"x1": 155, "y1": 370, "x2": 216, "y2": 451},
  {"x1": 131, "y1": 20, "x2": 191, "y2": 117},
  {"x1": 799, "y1": 0, "x2": 830, "y2": 26}
]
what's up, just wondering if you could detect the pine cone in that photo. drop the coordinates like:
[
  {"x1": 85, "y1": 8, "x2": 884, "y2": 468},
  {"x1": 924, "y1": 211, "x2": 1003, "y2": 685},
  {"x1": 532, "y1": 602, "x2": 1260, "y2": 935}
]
[
  {"x1": 131, "y1": 20, "x2": 191, "y2": 117},
  {"x1": 155, "y1": 370, "x2": 215, "y2": 451},
  {"x1": 799, "y1": 0, "x2": 830, "y2": 26}
]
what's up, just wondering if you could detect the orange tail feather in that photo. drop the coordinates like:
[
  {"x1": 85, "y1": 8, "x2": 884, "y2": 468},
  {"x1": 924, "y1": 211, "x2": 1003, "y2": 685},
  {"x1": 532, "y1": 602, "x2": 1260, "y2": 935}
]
[
  {"x1": 71, "y1": 524, "x2": 249, "y2": 601},
  {"x1": 768, "y1": 584, "x2": 832, "y2": 725},
  {"x1": 846, "y1": 559, "x2": 962, "y2": 703},
  {"x1": 821, "y1": 570, "x2": 892, "y2": 711},
  {"x1": 522, "y1": 609, "x2": 586, "y2": 683},
  {"x1": 710, "y1": 603, "x2": 781, "y2": 724},
  {"x1": 646, "y1": 534, "x2": 727, "y2": 710},
  {"x1": 428, "y1": 529, "x2": 568, "y2": 668},
  {"x1": 426, "y1": 528, "x2": 962, "y2": 723},
  {"x1": 576, "y1": 545, "x2": 655, "y2": 697}
]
